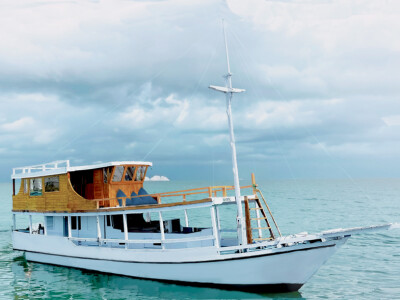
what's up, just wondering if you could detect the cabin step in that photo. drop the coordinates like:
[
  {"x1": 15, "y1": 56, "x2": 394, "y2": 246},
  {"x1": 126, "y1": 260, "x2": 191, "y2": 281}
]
[
  {"x1": 252, "y1": 227, "x2": 271, "y2": 230},
  {"x1": 250, "y1": 207, "x2": 261, "y2": 210}
]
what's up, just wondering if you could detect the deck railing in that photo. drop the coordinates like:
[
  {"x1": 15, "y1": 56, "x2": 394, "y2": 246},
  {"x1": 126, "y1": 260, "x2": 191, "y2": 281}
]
[
  {"x1": 12, "y1": 160, "x2": 70, "y2": 177},
  {"x1": 93, "y1": 184, "x2": 255, "y2": 209}
]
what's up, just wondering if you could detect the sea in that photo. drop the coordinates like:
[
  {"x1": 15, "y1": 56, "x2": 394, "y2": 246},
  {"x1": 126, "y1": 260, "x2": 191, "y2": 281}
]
[{"x1": 0, "y1": 178, "x2": 399, "y2": 299}]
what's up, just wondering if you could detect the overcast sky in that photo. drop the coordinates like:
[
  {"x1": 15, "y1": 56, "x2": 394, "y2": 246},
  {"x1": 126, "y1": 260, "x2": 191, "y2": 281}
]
[{"x1": 1, "y1": 0, "x2": 400, "y2": 182}]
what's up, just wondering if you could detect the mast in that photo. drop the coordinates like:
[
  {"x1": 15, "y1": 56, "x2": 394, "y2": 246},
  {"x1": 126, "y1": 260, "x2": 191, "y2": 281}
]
[{"x1": 209, "y1": 20, "x2": 246, "y2": 245}]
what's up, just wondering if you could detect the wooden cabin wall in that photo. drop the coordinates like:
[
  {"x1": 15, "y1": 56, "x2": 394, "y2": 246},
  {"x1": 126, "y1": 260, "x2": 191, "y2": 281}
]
[
  {"x1": 12, "y1": 174, "x2": 97, "y2": 212},
  {"x1": 12, "y1": 165, "x2": 149, "y2": 211}
]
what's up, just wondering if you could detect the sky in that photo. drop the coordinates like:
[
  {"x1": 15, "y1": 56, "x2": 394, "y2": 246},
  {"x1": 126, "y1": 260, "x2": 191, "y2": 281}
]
[{"x1": 1, "y1": 0, "x2": 400, "y2": 182}]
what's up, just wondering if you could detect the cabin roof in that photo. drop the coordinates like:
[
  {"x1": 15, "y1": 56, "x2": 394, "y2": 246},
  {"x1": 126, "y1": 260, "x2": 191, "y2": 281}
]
[{"x1": 11, "y1": 160, "x2": 152, "y2": 179}]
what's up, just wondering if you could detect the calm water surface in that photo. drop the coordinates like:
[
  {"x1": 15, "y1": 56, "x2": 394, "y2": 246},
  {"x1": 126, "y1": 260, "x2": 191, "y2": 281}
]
[{"x1": 0, "y1": 179, "x2": 399, "y2": 299}]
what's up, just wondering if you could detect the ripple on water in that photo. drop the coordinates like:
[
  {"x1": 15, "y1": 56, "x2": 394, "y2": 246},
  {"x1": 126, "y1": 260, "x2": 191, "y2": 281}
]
[{"x1": 0, "y1": 179, "x2": 399, "y2": 299}]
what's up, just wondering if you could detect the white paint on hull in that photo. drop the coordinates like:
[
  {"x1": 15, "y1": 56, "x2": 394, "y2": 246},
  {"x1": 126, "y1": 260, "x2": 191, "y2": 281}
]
[{"x1": 15, "y1": 232, "x2": 348, "y2": 286}]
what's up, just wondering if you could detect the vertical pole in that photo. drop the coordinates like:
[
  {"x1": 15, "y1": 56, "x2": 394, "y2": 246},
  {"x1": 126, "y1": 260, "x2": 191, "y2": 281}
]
[
  {"x1": 216, "y1": 206, "x2": 221, "y2": 230},
  {"x1": 29, "y1": 215, "x2": 32, "y2": 234},
  {"x1": 12, "y1": 179, "x2": 15, "y2": 196},
  {"x1": 44, "y1": 215, "x2": 48, "y2": 236},
  {"x1": 184, "y1": 209, "x2": 189, "y2": 227},
  {"x1": 222, "y1": 21, "x2": 246, "y2": 245},
  {"x1": 13, "y1": 214, "x2": 16, "y2": 231},
  {"x1": 210, "y1": 206, "x2": 220, "y2": 248},
  {"x1": 67, "y1": 216, "x2": 72, "y2": 238},
  {"x1": 96, "y1": 215, "x2": 102, "y2": 242},
  {"x1": 123, "y1": 214, "x2": 128, "y2": 241},
  {"x1": 255, "y1": 202, "x2": 262, "y2": 239},
  {"x1": 251, "y1": 173, "x2": 257, "y2": 195},
  {"x1": 159, "y1": 212, "x2": 165, "y2": 250},
  {"x1": 244, "y1": 196, "x2": 252, "y2": 244}
]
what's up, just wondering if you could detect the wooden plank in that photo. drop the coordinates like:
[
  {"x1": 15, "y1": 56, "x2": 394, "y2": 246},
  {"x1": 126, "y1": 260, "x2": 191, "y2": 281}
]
[
  {"x1": 251, "y1": 173, "x2": 257, "y2": 195},
  {"x1": 244, "y1": 196, "x2": 253, "y2": 244},
  {"x1": 12, "y1": 198, "x2": 212, "y2": 213}
]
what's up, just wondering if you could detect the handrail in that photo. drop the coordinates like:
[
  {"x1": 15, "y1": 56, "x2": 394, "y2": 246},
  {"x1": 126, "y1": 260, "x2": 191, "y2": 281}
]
[
  {"x1": 12, "y1": 160, "x2": 70, "y2": 175},
  {"x1": 69, "y1": 235, "x2": 215, "y2": 245},
  {"x1": 92, "y1": 184, "x2": 254, "y2": 208}
]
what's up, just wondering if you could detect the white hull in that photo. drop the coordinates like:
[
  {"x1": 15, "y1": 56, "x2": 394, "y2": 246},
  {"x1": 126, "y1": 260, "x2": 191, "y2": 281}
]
[{"x1": 14, "y1": 232, "x2": 347, "y2": 292}]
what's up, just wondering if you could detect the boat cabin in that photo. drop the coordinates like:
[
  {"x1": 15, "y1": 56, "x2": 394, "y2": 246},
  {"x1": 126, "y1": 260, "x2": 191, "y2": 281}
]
[
  {"x1": 12, "y1": 160, "x2": 153, "y2": 212},
  {"x1": 11, "y1": 160, "x2": 279, "y2": 251}
]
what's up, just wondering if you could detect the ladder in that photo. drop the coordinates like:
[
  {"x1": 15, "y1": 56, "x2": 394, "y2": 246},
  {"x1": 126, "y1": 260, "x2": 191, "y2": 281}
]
[
  {"x1": 243, "y1": 173, "x2": 282, "y2": 244},
  {"x1": 244, "y1": 196, "x2": 275, "y2": 244}
]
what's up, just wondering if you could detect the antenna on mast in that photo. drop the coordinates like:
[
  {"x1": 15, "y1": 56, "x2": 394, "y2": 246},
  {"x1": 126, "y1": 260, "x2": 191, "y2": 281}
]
[{"x1": 209, "y1": 20, "x2": 247, "y2": 245}]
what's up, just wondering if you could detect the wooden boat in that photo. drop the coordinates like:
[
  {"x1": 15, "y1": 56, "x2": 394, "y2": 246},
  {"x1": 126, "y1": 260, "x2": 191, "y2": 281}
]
[{"x1": 11, "y1": 23, "x2": 398, "y2": 293}]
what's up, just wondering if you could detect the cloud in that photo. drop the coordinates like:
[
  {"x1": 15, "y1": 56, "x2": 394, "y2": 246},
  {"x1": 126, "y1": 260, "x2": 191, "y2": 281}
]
[
  {"x1": 0, "y1": 0, "x2": 399, "y2": 181},
  {"x1": 1, "y1": 117, "x2": 35, "y2": 132}
]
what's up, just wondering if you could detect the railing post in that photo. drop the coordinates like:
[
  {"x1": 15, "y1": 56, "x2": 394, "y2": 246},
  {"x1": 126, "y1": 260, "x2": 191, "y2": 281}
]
[
  {"x1": 184, "y1": 209, "x2": 189, "y2": 227},
  {"x1": 210, "y1": 206, "x2": 220, "y2": 248},
  {"x1": 157, "y1": 194, "x2": 161, "y2": 204},
  {"x1": 159, "y1": 212, "x2": 165, "y2": 250},
  {"x1": 29, "y1": 215, "x2": 33, "y2": 234},
  {"x1": 43, "y1": 215, "x2": 47, "y2": 236},
  {"x1": 67, "y1": 216, "x2": 72, "y2": 238},
  {"x1": 251, "y1": 173, "x2": 257, "y2": 195},
  {"x1": 208, "y1": 187, "x2": 212, "y2": 197},
  {"x1": 96, "y1": 216, "x2": 102, "y2": 243},
  {"x1": 12, "y1": 214, "x2": 16, "y2": 231},
  {"x1": 216, "y1": 206, "x2": 221, "y2": 230},
  {"x1": 123, "y1": 213, "x2": 128, "y2": 241},
  {"x1": 222, "y1": 187, "x2": 227, "y2": 197},
  {"x1": 255, "y1": 201, "x2": 262, "y2": 239}
]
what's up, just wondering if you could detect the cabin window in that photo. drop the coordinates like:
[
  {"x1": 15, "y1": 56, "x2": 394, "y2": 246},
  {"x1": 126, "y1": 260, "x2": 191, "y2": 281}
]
[
  {"x1": 45, "y1": 176, "x2": 59, "y2": 192},
  {"x1": 106, "y1": 215, "x2": 111, "y2": 226},
  {"x1": 46, "y1": 216, "x2": 54, "y2": 230},
  {"x1": 71, "y1": 216, "x2": 81, "y2": 230},
  {"x1": 24, "y1": 179, "x2": 28, "y2": 194},
  {"x1": 30, "y1": 178, "x2": 42, "y2": 196},
  {"x1": 111, "y1": 215, "x2": 124, "y2": 231},
  {"x1": 124, "y1": 166, "x2": 135, "y2": 181},
  {"x1": 135, "y1": 166, "x2": 146, "y2": 181},
  {"x1": 103, "y1": 167, "x2": 113, "y2": 183},
  {"x1": 112, "y1": 166, "x2": 124, "y2": 182}
]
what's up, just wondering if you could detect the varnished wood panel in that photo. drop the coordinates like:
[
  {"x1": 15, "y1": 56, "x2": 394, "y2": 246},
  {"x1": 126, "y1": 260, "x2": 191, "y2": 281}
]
[{"x1": 12, "y1": 174, "x2": 97, "y2": 212}]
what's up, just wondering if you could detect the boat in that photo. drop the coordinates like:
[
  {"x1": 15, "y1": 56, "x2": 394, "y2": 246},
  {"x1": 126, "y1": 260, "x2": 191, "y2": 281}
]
[{"x1": 11, "y1": 24, "x2": 398, "y2": 293}]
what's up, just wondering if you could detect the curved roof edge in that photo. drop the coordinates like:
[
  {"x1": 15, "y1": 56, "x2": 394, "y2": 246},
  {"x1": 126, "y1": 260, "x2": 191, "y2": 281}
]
[{"x1": 11, "y1": 160, "x2": 153, "y2": 179}]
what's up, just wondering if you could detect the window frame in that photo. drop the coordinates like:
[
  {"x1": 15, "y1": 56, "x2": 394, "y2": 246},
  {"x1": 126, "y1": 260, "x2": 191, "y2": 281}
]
[
  {"x1": 112, "y1": 166, "x2": 125, "y2": 182},
  {"x1": 44, "y1": 176, "x2": 60, "y2": 193},
  {"x1": 23, "y1": 179, "x2": 29, "y2": 194},
  {"x1": 123, "y1": 166, "x2": 136, "y2": 182},
  {"x1": 29, "y1": 177, "x2": 43, "y2": 197},
  {"x1": 135, "y1": 166, "x2": 147, "y2": 182}
]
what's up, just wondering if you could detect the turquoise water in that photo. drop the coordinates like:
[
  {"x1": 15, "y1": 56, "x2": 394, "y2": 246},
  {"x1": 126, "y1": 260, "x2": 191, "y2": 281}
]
[{"x1": 0, "y1": 179, "x2": 399, "y2": 299}]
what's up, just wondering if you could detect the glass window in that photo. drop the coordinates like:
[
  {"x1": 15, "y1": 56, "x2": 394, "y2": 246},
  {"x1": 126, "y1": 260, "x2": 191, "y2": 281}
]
[
  {"x1": 124, "y1": 166, "x2": 135, "y2": 181},
  {"x1": 30, "y1": 178, "x2": 42, "y2": 196},
  {"x1": 46, "y1": 216, "x2": 54, "y2": 230},
  {"x1": 24, "y1": 179, "x2": 28, "y2": 194},
  {"x1": 103, "y1": 167, "x2": 113, "y2": 183},
  {"x1": 45, "y1": 176, "x2": 59, "y2": 192},
  {"x1": 71, "y1": 216, "x2": 81, "y2": 230},
  {"x1": 135, "y1": 166, "x2": 146, "y2": 181},
  {"x1": 112, "y1": 166, "x2": 124, "y2": 182}
]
